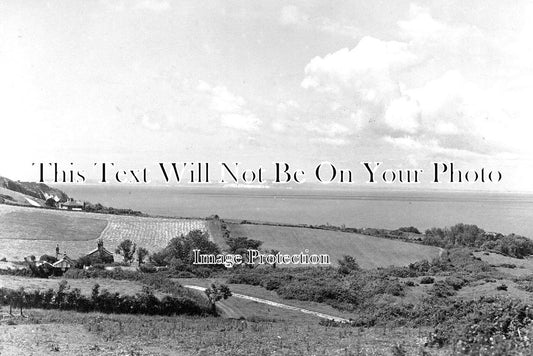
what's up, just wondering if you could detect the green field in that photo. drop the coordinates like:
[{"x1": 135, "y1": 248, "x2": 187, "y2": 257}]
[
  {"x1": 0, "y1": 204, "x2": 206, "y2": 261},
  {"x1": 0, "y1": 210, "x2": 108, "y2": 241},
  {"x1": 228, "y1": 223, "x2": 441, "y2": 268}
]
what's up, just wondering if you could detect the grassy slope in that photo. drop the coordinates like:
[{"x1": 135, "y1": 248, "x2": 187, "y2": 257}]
[
  {"x1": 0, "y1": 210, "x2": 108, "y2": 241},
  {"x1": 0, "y1": 309, "x2": 443, "y2": 356},
  {"x1": 0, "y1": 187, "x2": 44, "y2": 207},
  {"x1": 179, "y1": 277, "x2": 359, "y2": 320},
  {"x1": 229, "y1": 223, "x2": 441, "y2": 268},
  {"x1": 0, "y1": 204, "x2": 206, "y2": 261}
]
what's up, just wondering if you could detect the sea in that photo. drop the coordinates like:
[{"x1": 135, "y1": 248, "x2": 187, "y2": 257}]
[{"x1": 57, "y1": 185, "x2": 533, "y2": 238}]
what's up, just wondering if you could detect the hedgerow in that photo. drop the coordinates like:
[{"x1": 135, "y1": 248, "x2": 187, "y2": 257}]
[{"x1": 0, "y1": 280, "x2": 212, "y2": 316}]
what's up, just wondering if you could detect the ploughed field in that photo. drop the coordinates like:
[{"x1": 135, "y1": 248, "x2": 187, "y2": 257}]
[
  {"x1": 0, "y1": 205, "x2": 206, "y2": 261},
  {"x1": 228, "y1": 223, "x2": 441, "y2": 268}
]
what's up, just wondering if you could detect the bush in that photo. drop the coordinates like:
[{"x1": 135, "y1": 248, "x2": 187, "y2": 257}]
[
  {"x1": 430, "y1": 281, "x2": 456, "y2": 298},
  {"x1": 139, "y1": 264, "x2": 157, "y2": 273},
  {"x1": 420, "y1": 276, "x2": 435, "y2": 284},
  {"x1": 398, "y1": 226, "x2": 421, "y2": 234},
  {"x1": 445, "y1": 276, "x2": 466, "y2": 290},
  {"x1": 496, "y1": 283, "x2": 508, "y2": 291},
  {"x1": 176, "y1": 271, "x2": 196, "y2": 278},
  {"x1": 405, "y1": 280, "x2": 416, "y2": 287}
]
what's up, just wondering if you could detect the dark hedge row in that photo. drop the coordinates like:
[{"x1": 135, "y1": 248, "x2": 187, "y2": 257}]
[{"x1": 0, "y1": 281, "x2": 212, "y2": 316}]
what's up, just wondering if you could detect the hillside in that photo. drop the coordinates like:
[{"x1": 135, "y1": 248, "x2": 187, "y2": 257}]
[
  {"x1": 0, "y1": 176, "x2": 69, "y2": 205},
  {"x1": 0, "y1": 204, "x2": 206, "y2": 261},
  {"x1": 0, "y1": 187, "x2": 45, "y2": 207},
  {"x1": 228, "y1": 223, "x2": 441, "y2": 268}
]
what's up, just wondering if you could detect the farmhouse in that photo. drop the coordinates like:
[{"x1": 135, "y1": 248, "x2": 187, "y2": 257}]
[
  {"x1": 83, "y1": 239, "x2": 114, "y2": 264},
  {"x1": 59, "y1": 198, "x2": 84, "y2": 211},
  {"x1": 52, "y1": 254, "x2": 74, "y2": 271}
]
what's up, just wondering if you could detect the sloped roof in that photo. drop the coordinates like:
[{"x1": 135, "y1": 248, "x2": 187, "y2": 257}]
[
  {"x1": 52, "y1": 256, "x2": 74, "y2": 267},
  {"x1": 61, "y1": 200, "x2": 84, "y2": 207},
  {"x1": 86, "y1": 247, "x2": 113, "y2": 257}
]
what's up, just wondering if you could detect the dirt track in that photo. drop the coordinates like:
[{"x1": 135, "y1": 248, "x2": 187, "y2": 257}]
[{"x1": 184, "y1": 284, "x2": 350, "y2": 323}]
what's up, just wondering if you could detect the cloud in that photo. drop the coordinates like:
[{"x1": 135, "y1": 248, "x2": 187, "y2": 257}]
[
  {"x1": 197, "y1": 81, "x2": 261, "y2": 131},
  {"x1": 302, "y1": 36, "x2": 418, "y2": 100},
  {"x1": 300, "y1": 5, "x2": 522, "y2": 157},
  {"x1": 280, "y1": 5, "x2": 359, "y2": 39},
  {"x1": 306, "y1": 122, "x2": 352, "y2": 146}
]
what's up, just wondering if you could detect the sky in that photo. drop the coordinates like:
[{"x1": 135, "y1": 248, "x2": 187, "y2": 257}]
[{"x1": 1, "y1": 0, "x2": 533, "y2": 191}]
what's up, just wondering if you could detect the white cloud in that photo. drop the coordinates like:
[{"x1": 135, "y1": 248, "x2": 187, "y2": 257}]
[
  {"x1": 302, "y1": 36, "x2": 418, "y2": 101},
  {"x1": 197, "y1": 81, "x2": 261, "y2": 131},
  {"x1": 306, "y1": 122, "x2": 351, "y2": 146},
  {"x1": 300, "y1": 6, "x2": 524, "y2": 157},
  {"x1": 398, "y1": 4, "x2": 446, "y2": 40},
  {"x1": 220, "y1": 113, "x2": 261, "y2": 131},
  {"x1": 384, "y1": 96, "x2": 420, "y2": 134},
  {"x1": 280, "y1": 5, "x2": 359, "y2": 39}
]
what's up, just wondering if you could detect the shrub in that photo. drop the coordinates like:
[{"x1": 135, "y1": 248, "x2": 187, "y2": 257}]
[
  {"x1": 496, "y1": 283, "x2": 508, "y2": 291},
  {"x1": 405, "y1": 280, "x2": 416, "y2": 287},
  {"x1": 445, "y1": 276, "x2": 466, "y2": 290},
  {"x1": 430, "y1": 281, "x2": 456, "y2": 298},
  {"x1": 398, "y1": 226, "x2": 421, "y2": 234},
  {"x1": 498, "y1": 263, "x2": 517, "y2": 269},
  {"x1": 176, "y1": 271, "x2": 195, "y2": 278},
  {"x1": 139, "y1": 264, "x2": 157, "y2": 273},
  {"x1": 420, "y1": 276, "x2": 435, "y2": 284}
]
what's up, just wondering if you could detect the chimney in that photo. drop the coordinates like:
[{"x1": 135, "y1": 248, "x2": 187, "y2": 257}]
[{"x1": 56, "y1": 244, "x2": 60, "y2": 259}]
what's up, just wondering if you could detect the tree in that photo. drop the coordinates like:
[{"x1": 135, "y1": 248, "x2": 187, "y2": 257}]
[
  {"x1": 204, "y1": 283, "x2": 232, "y2": 315},
  {"x1": 338, "y1": 255, "x2": 360, "y2": 275},
  {"x1": 45, "y1": 197, "x2": 57, "y2": 208},
  {"x1": 137, "y1": 247, "x2": 149, "y2": 265},
  {"x1": 226, "y1": 236, "x2": 263, "y2": 266},
  {"x1": 149, "y1": 230, "x2": 219, "y2": 267},
  {"x1": 227, "y1": 236, "x2": 263, "y2": 254},
  {"x1": 116, "y1": 239, "x2": 137, "y2": 263},
  {"x1": 268, "y1": 249, "x2": 280, "y2": 268}
]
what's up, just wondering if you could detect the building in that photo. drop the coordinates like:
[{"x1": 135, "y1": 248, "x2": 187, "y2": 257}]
[
  {"x1": 59, "y1": 198, "x2": 84, "y2": 211},
  {"x1": 82, "y1": 239, "x2": 114, "y2": 265},
  {"x1": 52, "y1": 254, "x2": 74, "y2": 271}
]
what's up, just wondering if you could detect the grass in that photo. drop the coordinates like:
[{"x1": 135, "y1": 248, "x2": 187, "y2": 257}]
[
  {"x1": 0, "y1": 210, "x2": 107, "y2": 241},
  {"x1": 0, "y1": 187, "x2": 44, "y2": 207},
  {"x1": 229, "y1": 223, "x2": 441, "y2": 268},
  {"x1": 0, "y1": 308, "x2": 445, "y2": 356},
  {"x1": 0, "y1": 204, "x2": 206, "y2": 261},
  {"x1": 176, "y1": 277, "x2": 359, "y2": 321}
]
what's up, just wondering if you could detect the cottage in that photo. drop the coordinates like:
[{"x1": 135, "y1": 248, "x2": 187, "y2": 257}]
[
  {"x1": 83, "y1": 239, "x2": 114, "y2": 265},
  {"x1": 59, "y1": 198, "x2": 84, "y2": 211},
  {"x1": 52, "y1": 254, "x2": 74, "y2": 271}
]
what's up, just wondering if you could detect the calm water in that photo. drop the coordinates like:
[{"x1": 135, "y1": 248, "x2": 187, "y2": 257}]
[{"x1": 58, "y1": 185, "x2": 533, "y2": 238}]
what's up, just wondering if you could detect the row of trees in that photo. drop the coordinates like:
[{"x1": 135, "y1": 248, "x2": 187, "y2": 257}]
[
  {"x1": 0, "y1": 281, "x2": 211, "y2": 316},
  {"x1": 422, "y1": 223, "x2": 533, "y2": 258},
  {"x1": 115, "y1": 239, "x2": 149, "y2": 265}
]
